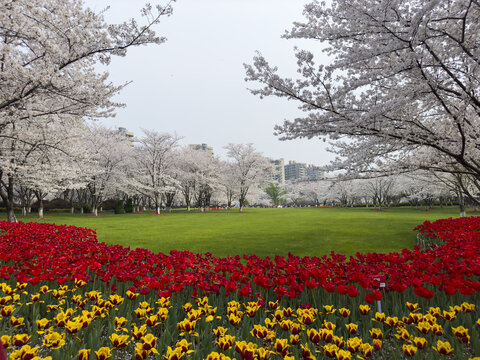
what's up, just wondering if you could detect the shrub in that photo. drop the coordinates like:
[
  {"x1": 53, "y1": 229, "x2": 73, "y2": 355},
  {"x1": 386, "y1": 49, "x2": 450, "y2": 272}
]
[
  {"x1": 114, "y1": 200, "x2": 125, "y2": 214},
  {"x1": 125, "y1": 198, "x2": 134, "y2": 213}
]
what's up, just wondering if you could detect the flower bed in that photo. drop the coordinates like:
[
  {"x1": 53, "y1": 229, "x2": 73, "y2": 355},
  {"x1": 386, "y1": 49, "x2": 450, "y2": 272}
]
[
  {"x1": 0, "y1": 219, "x2": 479, "y2": 300},
  {"x1": 0, "y1": 280, "x2": 479, "y2": 359},
  {"x1": 0, "y1": 218, "x2": 479, "y2": 358}
]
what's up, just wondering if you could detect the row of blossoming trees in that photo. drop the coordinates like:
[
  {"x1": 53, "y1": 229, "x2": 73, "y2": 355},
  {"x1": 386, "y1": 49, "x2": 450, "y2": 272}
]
[{"x1": 7, "y1": 122, "x2": 273, "y2": 220}]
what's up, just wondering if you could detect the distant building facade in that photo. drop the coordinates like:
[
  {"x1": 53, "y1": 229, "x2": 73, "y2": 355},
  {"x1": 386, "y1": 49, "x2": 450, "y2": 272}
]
[
  {"x1": 268, "y1": 158, "x2": 285, "y2": 184},
  {"x1": 284, "y1": 161, "x2": 307, "y2": 181},
  {"x1": 284, "y1": 161, "x2": 324, "y2": 181},
  {"x1": 118, "y1": 127, "x2": 134, "y2": 144},
  {"x1": 189, "y1": 143, "x2": 213, "y2": 154},
  {"x1": 306, "y1": 165, "x2": 324, "y2": 181}
]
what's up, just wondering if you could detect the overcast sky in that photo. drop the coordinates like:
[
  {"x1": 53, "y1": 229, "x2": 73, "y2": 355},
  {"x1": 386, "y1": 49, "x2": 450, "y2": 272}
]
[{"x1": 84, "y1": 0, "x2": 334, "y2": 166}]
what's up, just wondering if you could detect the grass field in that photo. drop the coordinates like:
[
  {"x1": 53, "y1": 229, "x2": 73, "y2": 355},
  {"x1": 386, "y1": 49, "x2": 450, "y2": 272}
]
[{"x1": 12, "y1": 206, "x2": 465, "y2": 258}]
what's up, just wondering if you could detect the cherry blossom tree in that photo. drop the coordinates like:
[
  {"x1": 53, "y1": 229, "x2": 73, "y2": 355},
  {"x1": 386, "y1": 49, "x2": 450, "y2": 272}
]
[
  {"x1": 225, "y1": 144, "x2": 271, "y2": 212},
  {"x1": 177, "y1": 147, "x2": 219, "y2": 212},
  {"x1": 131, "y1": 130, "x2": 179, "y2": 215},
  {"x1": 298, "y1": 180, "x2": 335, "y2": 206},
  {"x1": 83, "y1": 125, "x2": 132, "y2": 216},
  {"x1": 0, "y1": 115, "x2": 87, "y2": 220},
  {"x1": 217, "y1": 161, "x2": 238, "y2": 209},
  {"x1": 0, "y1": 0, "x2": 174, "y2": 221},
  {"x1": 245, "y1": 0, "x2": 480, "y2": 184},
  {"x1": 364, "y1": 178, "x2": 396, "y2": 210}
]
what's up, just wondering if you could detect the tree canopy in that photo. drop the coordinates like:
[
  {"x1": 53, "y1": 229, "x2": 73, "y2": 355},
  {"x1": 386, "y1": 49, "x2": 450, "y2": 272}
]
[{"x1": 245, "y1": 0, "x2": 480, "y2": 182}]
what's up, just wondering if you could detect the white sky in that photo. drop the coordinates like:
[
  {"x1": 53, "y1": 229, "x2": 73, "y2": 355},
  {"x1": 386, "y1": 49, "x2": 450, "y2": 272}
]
[{"x1": 84, "y1": 0, "x2": 334, "y2": 166}]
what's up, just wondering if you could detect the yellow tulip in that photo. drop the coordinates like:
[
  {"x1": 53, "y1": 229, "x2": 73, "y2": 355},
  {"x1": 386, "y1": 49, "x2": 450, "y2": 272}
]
[
  {"x1": 402, "y1": 344, "x2": 417, "y2": 356},
  {"x1": 413, "y1": 337, "x2": 427, "y2": 350},
  {"x1": 369, "y1": 328, "x2": 383, "y2": 339},
  {"x1": 372, "y1": 312, "x2": 385, "y2": 322},
  {"x1": 394, "y1": 328, "x2": 410, "y2": 341},
  {"x1": 94, "y1": 347, "x2": 112, "y2": 360},
  {"x1": 141, "y1": 333, "x2": 159, "y2": 353},
  {"x1": 156, "y1": 297, "x2": 171, "y2": 308},
  {"x1": 290, "y1": 334, "x2": 300, "y2": 345},
  {"x1": 461, "y1": 302, "x2": 475, "y2": 312},
  {"x1": 274, "y1": 338, "x2": 290, "y2": 357},
  {"x1": 176, "y1": 339, "x2": 194, "y2": 354},
  {"x1": 324, "y1": 343, "x2": 339, "y2": 357},
  {"x1": 66, "y1": 320, "x2": 83, "y2": 335},
  {"x1": 372, "y1": 339, "x2": 382, "y2": 351},
  {"x1": 126, "y1": 290, "x2": 139, "y2": 300},
  {"x1": 43, "y1": 332, "x2": 66, "y2": 349},
  {"x1": 114, "y1": 316, "x2": 127, "y2": 329},
  {"x1": 131, "y1": 324, "x2": 147, "y2": 340},
  {"x1": 108, "y1": 294, "x2": 124, "y2": 306},
  {"x1": 134, "y1": 343, "x2": 149, "y2": 360},
  {"x1": 336, "y1": 349, "x2": 352, "y2": 360},
  {"x1": 406, "y1": 302, "x2": 420, "y2": 312},
  {"x1": 265, "y1": 317, "x2": 276, "y2": 329},
  {"x1": 1, "y1": 305, "x2": 15, "y2": 316},
  {"x1": 0, "y1": 335, "x2": 11, "y2": 349},
  {"x1": 359, "y1": 304, "x2": 370, "y2": 315},
  {"x1": 217, "y1": 335, "x2": 235, "y2": 350},
  {"x1": 109, "y1": 333, "x2": 130, "y2": 349},
  {"x1": 346, "y1": 337, "x2": 363, "y2": 353},
  {"x1": 10, "y1": 315, "x2": 25, "y2": 327},
  {"x1": 9, "y1": 345, "x2": 39, "y2": 360},
  {"x1": 384, "y1": 316, "x2": 399, "y2": 327},
  {"x1": 360, "y1": 343, "x2": 374, "y2": 357},
  {"x1": 213, "y1": 326, "x2": 228, "y2": 338},
  {"x1": 345, "y1": 323, "x2": 358, "y2": 335},
  {"x1": 162, "y1": 346, "x2": 186, "y2": 360},
  {"x1": 206, "y1": 352, "x2": 234, "y2": 360},
  {"x1": 323, "y1": 320, "x2": 336, "y2": 330},
  {"x1": 256, "y1": 347, "x2": 273, "y2": 360},
  {"x1": 442, "y1": 310, "x2": 456, "y2": 321},
  {"x1": 432, "y1": 340, "x2": 454, "y2": 355},
  {"x1": 12, "y1": 333, "x2": 30, "y2": 346},
  {"x1": 78, "y1": 349, "x2": 91, "y2": 360},
  {"x1": 416, "y1": 321, "x2": 432, "y2": 334},
  {"x1": 323, "y1": 305, "x2": 335, "y2": 314}
]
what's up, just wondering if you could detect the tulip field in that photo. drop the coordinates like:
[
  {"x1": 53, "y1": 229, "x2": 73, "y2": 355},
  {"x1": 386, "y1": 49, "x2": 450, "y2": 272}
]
[{"x1": 0, "y1": 216, "x2": 479, "y2": 359}]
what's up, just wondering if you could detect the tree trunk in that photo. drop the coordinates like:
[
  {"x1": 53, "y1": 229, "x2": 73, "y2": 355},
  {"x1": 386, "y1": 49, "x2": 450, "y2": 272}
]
[
  {"x1": 156, "y1": 206, "x2": 161, "y2": 215},
  {"x1": 21, "y1": 207, "x2": 26, "y2": 217},
  {"x1": 239, "y1": 206, "x2": 244, "y2": 213},
  {"x1": 187, "y1": 205, "x2": 191, "y2": 212},
  {"x1": 80, "y1": 207, "x2": 84, "y2": 214},
  {"x1": 7, "y1": 207, "x2": 17, "y2": 222},
  {"x1": 70, "y1": 206, "x2": 74, "y2": 214},
  {"x1": 2, "y1": 175, "x2": 17, "y2": 222},
  {"x1": 459, "y1": 199, "x2": 466, "y2": 217},
  {"x1": 91, "y1": 205, "x2": 98, "y2": 217},
  {"x1": 38, "y1": 198, "x2": 44, "y2": 219},
  {"x1": 457, "y1": 185, "x2": 466, "y2": 217}
]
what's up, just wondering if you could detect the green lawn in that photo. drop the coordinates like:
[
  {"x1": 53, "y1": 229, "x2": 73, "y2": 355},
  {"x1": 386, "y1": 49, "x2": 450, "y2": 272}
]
[{"x1": 14, "y1": 206, "x2": 464, "y2": 258}]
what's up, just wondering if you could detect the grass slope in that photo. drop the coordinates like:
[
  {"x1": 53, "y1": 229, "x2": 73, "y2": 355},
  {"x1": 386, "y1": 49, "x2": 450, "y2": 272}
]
[{"x1": 17, "y1": 206, "x2": 463, "y2": 258}]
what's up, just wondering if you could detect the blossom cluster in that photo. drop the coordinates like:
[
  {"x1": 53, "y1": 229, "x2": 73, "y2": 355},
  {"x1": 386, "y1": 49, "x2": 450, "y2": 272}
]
[{"x1": 0, "y1": 219, "x2": 479, "y2": 301}]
